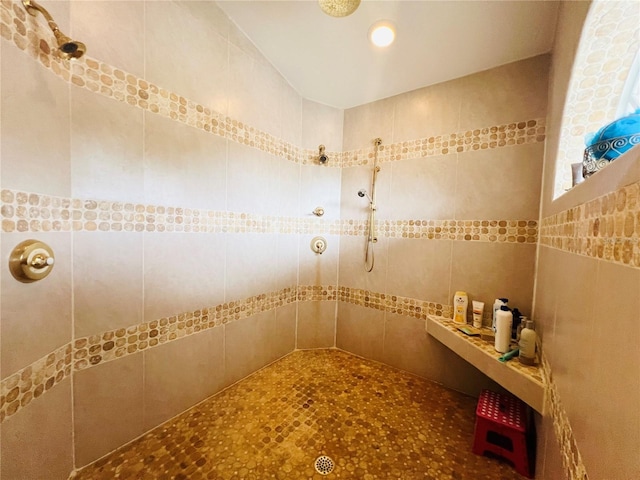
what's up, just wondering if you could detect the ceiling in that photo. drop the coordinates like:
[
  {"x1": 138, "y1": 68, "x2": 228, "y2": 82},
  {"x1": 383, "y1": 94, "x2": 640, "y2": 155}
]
[{"x1": 217, "y1": 1, "x2": 560, "y2": 109}]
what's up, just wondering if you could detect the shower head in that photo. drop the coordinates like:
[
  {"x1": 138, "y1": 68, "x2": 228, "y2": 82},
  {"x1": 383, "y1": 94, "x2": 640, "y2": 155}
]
[
  {"x1": 22, "y1": 0, "x2": 87, "y2": 60},
  {"x1": 357, "y1": 189, "x2": 367, "y2": 198},
  {"x1": 318, "y1": 144, "x2": 328, "y2": 164}
]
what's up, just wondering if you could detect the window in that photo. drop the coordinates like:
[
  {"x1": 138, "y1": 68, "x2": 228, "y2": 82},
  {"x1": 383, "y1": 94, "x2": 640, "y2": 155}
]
[{"x1": 553, "y1": 0, "x2": 640, "y2": 199}]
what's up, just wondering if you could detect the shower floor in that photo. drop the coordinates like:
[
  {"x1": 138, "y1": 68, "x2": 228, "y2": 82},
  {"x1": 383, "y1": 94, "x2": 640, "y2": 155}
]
[{"x1": 73, "y1": 349, "x2": 526, "y2": 480}]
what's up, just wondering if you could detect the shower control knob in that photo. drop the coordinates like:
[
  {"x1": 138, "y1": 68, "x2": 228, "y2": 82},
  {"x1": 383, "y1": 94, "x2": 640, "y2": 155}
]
[
  {"x1": 313, "y1": 207, "x2": 325, "y2": 217},
  {"x1": 311, "y1": 236, "x2": 327, "y2": 255},
  {"x1": 9, "y1": 239, "x2": 56, "y2": 283}
]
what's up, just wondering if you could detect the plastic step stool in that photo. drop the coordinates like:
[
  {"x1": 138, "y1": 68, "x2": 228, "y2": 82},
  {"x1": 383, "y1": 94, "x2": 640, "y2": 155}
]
[{"x1": 472, "y1": 389, "x2": 532, "y2": 478}]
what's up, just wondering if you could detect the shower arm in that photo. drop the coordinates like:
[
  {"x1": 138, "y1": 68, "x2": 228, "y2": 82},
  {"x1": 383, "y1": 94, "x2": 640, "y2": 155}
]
[
  {"x1": 23, "y1": 1, "x2": 64, "y2": 41},
  {"x1": 22, "y1": 0, "x2": 86, "y2": 59}
]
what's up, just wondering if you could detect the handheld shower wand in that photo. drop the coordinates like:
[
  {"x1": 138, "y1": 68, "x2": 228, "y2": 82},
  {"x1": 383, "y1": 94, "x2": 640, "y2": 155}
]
[{"x1": 361, "y1": 138, "x2": 382, "y2": 272}]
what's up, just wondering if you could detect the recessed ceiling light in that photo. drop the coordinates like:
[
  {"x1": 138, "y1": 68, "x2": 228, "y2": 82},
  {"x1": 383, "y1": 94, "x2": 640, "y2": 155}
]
[{"x1": 369, "y1": 21, "x2": 396, "y2": 48}]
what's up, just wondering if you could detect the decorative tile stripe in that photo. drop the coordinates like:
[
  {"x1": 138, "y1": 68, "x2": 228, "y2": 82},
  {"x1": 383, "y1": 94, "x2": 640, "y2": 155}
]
[
  {"x1": 1, "y1": 189, "x2": 538, "y2": 243},
  {"x1": 73, "y1": 287, "x2": 298, "y2": 373},
  {"x1": 541, "y1": 355, "x2": 588, "y2": 480},
  {"x1": 337, "y1": 286, "x2": 453, "y2": 319},
  {"x1": 343, "y1": 219, "x2": 538, "y2": 243},
  {"x1": 1, "y1": 0, "x2": 544, "y2": 172},
  {"x1": 0, "y1": 284, "x2": 453, "y2": 423},
  {"x1": 0, "y1": 189, "x2": 342, "y2": 235},
  {"x1": 0, "y1": 342, "x2": 72, "y2": 424},
  {"x1": 341, "y1": 118, "x2": 546, "y2": 167},
  {"x1": 0, "y1": 0, "x2": 336, "y2": 166},
  {"x1": 540, "y1": 180, "x2": 640, "y2": 268}
]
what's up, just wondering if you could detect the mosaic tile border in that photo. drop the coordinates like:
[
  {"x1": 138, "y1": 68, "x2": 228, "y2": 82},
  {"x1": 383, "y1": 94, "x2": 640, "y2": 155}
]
[
  {"x1": 0, "y1": 284, "x2": 454, "y2": 424},
  {"x1": 540, "y1": 179, "x2": 640, "y2": 269},
  {"x1": 1, "y1": 189, "x2": 539, "y2": 243},
  {"x1": 540, "y1": 355, "x2": 588, "y2": 480},
  {"x1": 0, "y1": 0, "x2": 544, "y2": 171},
  {"x1": 341, "y1": 118, "x2": 546, "y2": 168}
]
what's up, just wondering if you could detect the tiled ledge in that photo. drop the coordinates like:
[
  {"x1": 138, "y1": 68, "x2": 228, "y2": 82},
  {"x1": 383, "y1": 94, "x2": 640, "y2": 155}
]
[{"x1": 426, "y1": 315, "x2": 545, "y2": 413}]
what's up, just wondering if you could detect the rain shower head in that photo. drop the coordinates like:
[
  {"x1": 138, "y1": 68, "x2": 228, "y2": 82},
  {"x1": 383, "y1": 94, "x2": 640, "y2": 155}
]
[{"x1": 22, "y1": 0, "x2": 87, "y2": 59}]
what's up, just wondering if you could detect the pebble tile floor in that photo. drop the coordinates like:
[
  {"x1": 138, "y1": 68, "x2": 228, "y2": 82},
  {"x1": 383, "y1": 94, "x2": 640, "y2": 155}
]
[{"x1": 73, "y1": 349, "x2": 526, "y2": 480}]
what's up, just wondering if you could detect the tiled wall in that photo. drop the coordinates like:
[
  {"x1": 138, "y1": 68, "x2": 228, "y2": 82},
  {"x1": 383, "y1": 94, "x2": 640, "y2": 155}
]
[
  {"x1": 535, "y1": 1, "x2": 640, "y2": 479},
  {"x1": 0, "y1": 1, "x2": 343, "y2": 477},
  {"x1": 0, "y1": 1, "x2": 579, "y2": 480},
  {"x1": 336, "y1": 54, "x2": 549, "y2": 392}
]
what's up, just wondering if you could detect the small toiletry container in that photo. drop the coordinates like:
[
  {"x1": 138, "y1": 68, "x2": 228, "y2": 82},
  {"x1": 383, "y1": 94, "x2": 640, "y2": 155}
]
[
  {"x1": 453, "y1": 291, "x2": 468, "y2": 324},
  {"x1": 472, "y1": 300, "x2": 484, "y2": 328},
  {"x1": 519, "y1": 320, "x2": 536, "y2": 365},
  {"x1": 494, "y1": 306, "x2": 513, "y2": 353}
]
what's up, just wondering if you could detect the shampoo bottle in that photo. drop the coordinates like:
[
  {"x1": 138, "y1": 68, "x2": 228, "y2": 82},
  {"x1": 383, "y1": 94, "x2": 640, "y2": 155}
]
[
  {"x1": 494, "y1": 306, "x2": 513, "y2": 353},
  {"x1": 492, "y1": 298, "x2": 508, "y2": 332},
  {"x1": 519, "y1": 320, "x2": 536, "y2": 365},
  {"x1": 453, "y1": 291, "x2": 468, "y2": 324}
]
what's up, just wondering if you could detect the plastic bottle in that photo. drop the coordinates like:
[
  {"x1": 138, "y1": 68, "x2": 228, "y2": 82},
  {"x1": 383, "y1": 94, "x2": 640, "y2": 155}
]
[
  {"x1": 453, "y1": 291, "x2": 468, "y2": 324},
  {"x1": 492, "y1": 298, "x2": 508, "y2": 332},
  {"x1": 516, "y1": 315, "x2": 528, "y2": 342},
  {"x1": 494, "y1": 306, "x2": 513, "y2": 353},
  {"x1": 511, "y1": 308, "x2": 522, "y2": 339},
  {"x1": 519, "y1": 320, "x2": 536, "y2": 365}
]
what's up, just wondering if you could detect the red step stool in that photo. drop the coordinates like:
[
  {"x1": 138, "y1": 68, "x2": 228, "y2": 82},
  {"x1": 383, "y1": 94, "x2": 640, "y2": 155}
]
[{"x1": 472, "y1": 389, "x2": 533, "y2": 478}]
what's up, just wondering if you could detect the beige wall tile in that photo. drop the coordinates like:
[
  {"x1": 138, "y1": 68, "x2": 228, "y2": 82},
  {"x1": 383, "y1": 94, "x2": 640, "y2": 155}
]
[
  {"x1": 145, "y1": 1, "x2": 229, "y2": 115},
  {"x1": 342, "y1": 97, "x2": 395, "y2": 151},
  {"x1": 301, "y1": 99, "x2": 344, "y2": 152},
  {"x1": 275, "y1": 234, "x2": 299, "y2": 291},
  {"x1": 224, "y1": 311, "x2": 276, "y2": 386},
  {"x1": 71, "y1": 87, "x2": 143, "y2": 202},
  {"x1": 227, "y1": 143, "x2": 280, "y2": 215},
  {"x1": 227, "y1": 44, "x2": 285, "y2": 138},
  {"x1": 1, "y1": 45, "x2": 70, "y2": 196},
  {"x1": 280, "y1": 86, "x2": 303, "y2": 146},
  {"x1": 299, "y1": 164, "x2": 342, "y2": 221},
  {"x1": 392, "y1": 80, "x2": 462, "y2": 142},
  {"x1": 74, "y1": 231, "x2": 143, "y2": 337},
  {"x1": 386, "y1": 238, "x2": 452, "y2": 303},
  {"x1": 532, "y1": 246, "x2": 560, "y2": 351},
  {"x1": 225, "y1": 233, "x2": 278, "y2": 300},
  {"x1": 71, "y1": 1, "x2": 144, "y2": 78},
  {"x1": 275, "y1": 159, "x2": 301, "y2": 218},
  {"x1": 579, "y1": 261, "x2": 640, "y2": 479},
  {"x1": 1, "y1": 232, "x2": 71, "y2": 376},
  {"x1": 73, "y1": 353, "x2": 144, "y2": 467},
  {"x1": 383, "y1": 312, "x2": 500, "y2": 397},
  {"x1": 336, "y1": 302, "x2": 384, "y2": 362},
  {"x1": 450, "y1": 242, "x2": 536, "y2": 318},
  {"x1": 296, "y1": 301, "x2": 336, "y2": 349},
  {"x1": 338, "y1": 235, "x2": 389, "y2": 294},
  {"x1": 144, "y1": 327, "x2": 225, "y2": 430},
  {"x1": 455, "y1": 143, "x2": 544, "y2": 220},
  {"x1": 1, "y1": 380, "x2": 73, "y2": 480},
  {"x1": 549, "y1": 252, "x2": 597, "y2": 418},
  {"x1": 538, "y1": 417, "x2": 567, "y2": 480},
  {"x1": 299, "y1": 234, "x2": 339, "y2": 286},
  {"x1": 144, "y1": 113, "x2": 227, "y2": 210},
  {"x1": 385, "y1": 155, "x2": 457, "y2": 220},
  {"x1": 458, "y1": 54, "x2": 550, "y2": 131},
  {"x1": 382, "y1": 312, "x2": 433, "y2": 378},
  {"x1": 144, "y1": 233, "x2": 226, "y2": 321},
  {"x1": 275, "y1": 303, "x2": 297, "y2": 359}
]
